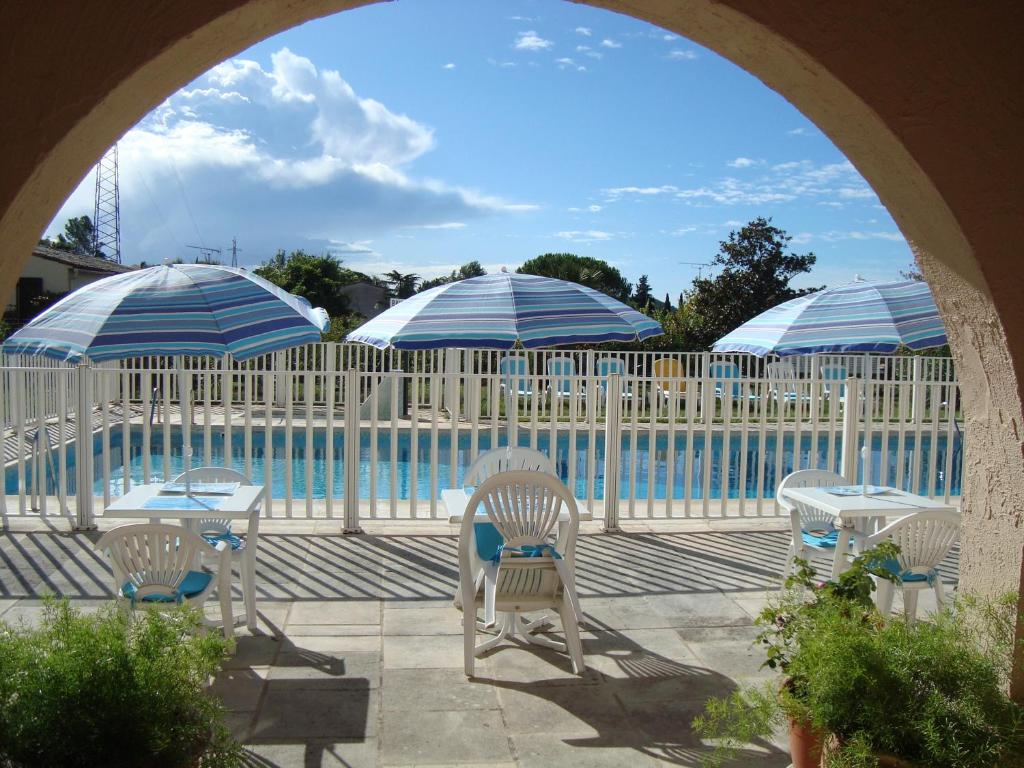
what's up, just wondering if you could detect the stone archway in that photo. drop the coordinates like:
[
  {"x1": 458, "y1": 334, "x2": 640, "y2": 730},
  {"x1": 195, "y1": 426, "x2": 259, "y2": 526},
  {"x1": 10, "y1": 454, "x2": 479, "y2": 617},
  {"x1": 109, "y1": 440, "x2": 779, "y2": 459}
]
[{"x1": 1, "y1": 0, "x2": 1021, "y2": 693}]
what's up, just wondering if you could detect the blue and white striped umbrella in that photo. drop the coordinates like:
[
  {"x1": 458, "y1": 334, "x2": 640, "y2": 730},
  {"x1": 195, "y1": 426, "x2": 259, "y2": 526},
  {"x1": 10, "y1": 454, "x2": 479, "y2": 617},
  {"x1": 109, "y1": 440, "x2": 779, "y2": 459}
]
[
  {"x1": 347, "y1": 272, "x2": 663, "y2": 350},
  {"x1": 2, "y1": 264, "x2": 330, "y2": 362},
  {"x1": 711, "y1": 279, "x2": 947, "y2": 357}
]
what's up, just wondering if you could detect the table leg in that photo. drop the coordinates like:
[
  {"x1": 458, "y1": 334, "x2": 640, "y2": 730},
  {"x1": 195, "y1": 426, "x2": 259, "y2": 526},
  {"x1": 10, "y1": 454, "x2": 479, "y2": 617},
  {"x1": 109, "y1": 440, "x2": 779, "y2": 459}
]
[{"x1": 243, "y1": 510, "x2": 259, "y2": 631}]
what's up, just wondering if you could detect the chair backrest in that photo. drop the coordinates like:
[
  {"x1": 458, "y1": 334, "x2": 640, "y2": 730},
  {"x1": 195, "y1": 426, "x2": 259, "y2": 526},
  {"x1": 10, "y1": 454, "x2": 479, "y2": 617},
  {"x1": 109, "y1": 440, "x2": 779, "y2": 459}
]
[
  {"x1": 174, "y1": 466, "x2": 252, "y2": 536},
  {"x1": 767, "y1": 360, "x2": 799, "y2": 397},
  {"x1": 652, "y1": 357, "x2": 686, "y2": 396},
  {"x1": 819, "y1": 364, "x2": 847, "y2": 381},
  {"x1": 499, "y1": 355, "x2": 530, "y2": 394},
  {"x1": 776, "y1": 469, "x2": 847, "y2": 535},
  {"x1": 596, "y1": 357, "x2": 625, "y2": 395},
  {"x1": 546, "y1": 357, "x2": 576, "y2": 396},
  {"x1": 96, "y1": 523, "x2": 209, "y2": 601},
  {"x1": 709, "y1": 360, "x2": 742, "y2": 398},
  {"x1": 866, "y1": 510, "x2": 960, "y2": 574},
  {"x1": 462, "y1": 470, "x2": 577, "y2": 555},
  {"x1": 464, "y1": 447, "x2": 555, "y2": 487}
]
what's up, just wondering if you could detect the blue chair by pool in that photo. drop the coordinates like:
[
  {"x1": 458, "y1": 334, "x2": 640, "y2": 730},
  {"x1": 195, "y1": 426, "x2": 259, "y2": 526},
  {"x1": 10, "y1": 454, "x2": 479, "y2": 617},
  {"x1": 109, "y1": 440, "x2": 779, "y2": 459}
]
[
  {"x1": 820, "y1": 363, "x2": 847, "y2": 399},
  {"x1": 709, "y1": 360, "x2": 758, "y2": 401},
  {"x1": 546, "y1": 356, "x2": 581, "y2": 399},
  {"x1": 595, "y1": 357, "x2": 632, "y2": 399},
  {"x1": 499, "y1": 355, "x2": 534, "y2": 398}
]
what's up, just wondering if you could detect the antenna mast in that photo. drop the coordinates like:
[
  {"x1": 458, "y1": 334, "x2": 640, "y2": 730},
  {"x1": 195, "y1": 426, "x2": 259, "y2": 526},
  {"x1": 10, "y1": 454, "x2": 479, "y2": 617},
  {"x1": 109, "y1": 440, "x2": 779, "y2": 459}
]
[
  {"x1": 92, "y1": 144, "x2": 121, "y2": 263},
  {"x1": 230, "y1": 237, "x2": 242, "y2": 268},
  {"x1": 680, "y1": 261, "x2": 713, "y2": 280},
  {"x1": 186, "y1": 245, "x2": 222, "y2": 264}
]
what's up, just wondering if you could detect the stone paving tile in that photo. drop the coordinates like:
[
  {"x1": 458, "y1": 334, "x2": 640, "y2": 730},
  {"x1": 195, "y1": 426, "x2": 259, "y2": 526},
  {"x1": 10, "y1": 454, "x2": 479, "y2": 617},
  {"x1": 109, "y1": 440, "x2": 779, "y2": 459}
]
[
  {"x1": 288, "y1": 599, "x2": 381, "y2": 626},
  {"x1": 379, "y1": 709, "x2": 513, "y2": 766},
  {"x1": 252, "y1": 683, "x2": 377, "y2": 741},
  {"x1": 383, "y1": 634, "x2": 465, "y2": 670},
  {"x1": 268, "y1": 648, "x2": 380, "y2": 686},
  {"x1": 242, "y1": 739, "x2": 378, "y2": 768},
  {"x1": 381, "y1": 668, "x2": 501, "y2": 712},
  {"x1": 511, "y1": 734, "x2": 664, "y2": 768},
  {"x1": 383, "y1": 605, "x2": 464, "y2": 635}
]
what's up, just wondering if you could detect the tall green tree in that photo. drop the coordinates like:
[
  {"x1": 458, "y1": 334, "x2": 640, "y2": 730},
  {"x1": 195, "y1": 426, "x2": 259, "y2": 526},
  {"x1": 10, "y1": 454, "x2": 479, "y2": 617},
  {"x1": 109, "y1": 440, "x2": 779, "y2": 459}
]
[
  {"x1": 663, "y1": 293, "x2": 672, "y2": 312},
  {"x1": 47, "y1": 215, "x2": 97, "y2": 256},
  {"x1": 517, "y1": 253, "x2": 632, "y2": 303},
  {"x1": 384, "y1": 270, "x2": 420, "y2": 299},
  {"x1": 684, "y1": 217, "x2": 818, "y2": 350},
  {"x1": 633, "y1": 275, "x2": 652, "y2": 308},
  {"x1": 417, "y1": 260, "x2": 486, "y2": 292},
  {"x1": 254, "y1": 250, "x2": 365, "y2": 319}
]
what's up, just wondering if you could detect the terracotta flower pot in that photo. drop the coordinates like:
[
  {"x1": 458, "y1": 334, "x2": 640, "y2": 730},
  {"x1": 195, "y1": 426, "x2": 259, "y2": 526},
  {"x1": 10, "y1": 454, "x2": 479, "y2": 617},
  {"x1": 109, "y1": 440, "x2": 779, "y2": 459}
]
[{"x1": 788, "y1": 717, "x2": 824, "y2": 768}]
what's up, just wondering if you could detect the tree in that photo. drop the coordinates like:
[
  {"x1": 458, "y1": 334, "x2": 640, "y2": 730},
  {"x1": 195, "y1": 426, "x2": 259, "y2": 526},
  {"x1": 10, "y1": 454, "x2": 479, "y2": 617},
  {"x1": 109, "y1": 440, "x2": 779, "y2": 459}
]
[
  {"x1": 663, "y1": 293, "x2": 672, "y2": 312},
  {"x1": 254, "y1": 250, "x2": 365, "y2": 319},
  {"x1": 417, "y1": 261, "x2": 486, "y2": 292},
  {"x1": 901, "y1": 262, "x2": 924, "y2": 281},
  {"x1": 517, "y1": 253, "x2": 632, "y2": 303},
  {"x1": 47, "y1": 215, "x2": 98, "y2": 256},
  {"x1": 684, "y1": 217, "x2": 818, "y2": 350},
  {"x1": 633, "y1": 275, "x2": 652, "y2": 308},
  {"x1": 384, "y1": 270, "x2": 420, "y2": 299}
]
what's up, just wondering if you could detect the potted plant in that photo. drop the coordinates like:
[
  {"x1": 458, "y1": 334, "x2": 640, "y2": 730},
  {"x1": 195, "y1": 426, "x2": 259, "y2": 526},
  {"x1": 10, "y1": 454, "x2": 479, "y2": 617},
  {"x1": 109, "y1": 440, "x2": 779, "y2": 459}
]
[
  {"x1": 0, "y1": 599, "x2": 242, "y2": 768},
  {"x1": 692, "y1": 544, "x2": 1024, "y2": 767}
]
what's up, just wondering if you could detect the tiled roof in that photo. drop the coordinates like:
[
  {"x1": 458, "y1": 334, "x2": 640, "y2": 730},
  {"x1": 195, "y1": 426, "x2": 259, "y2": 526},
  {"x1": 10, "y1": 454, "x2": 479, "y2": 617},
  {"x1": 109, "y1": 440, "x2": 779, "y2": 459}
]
[{"x1": 32, "y1": 245, "x2": 135, "y2": 274}]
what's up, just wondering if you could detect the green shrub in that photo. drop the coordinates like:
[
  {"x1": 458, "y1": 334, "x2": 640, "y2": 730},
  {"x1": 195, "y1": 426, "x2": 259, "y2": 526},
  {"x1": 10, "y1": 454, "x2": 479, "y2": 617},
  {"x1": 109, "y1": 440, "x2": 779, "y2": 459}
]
[{"x1": 0, "y1": 599, "x2": 241, "y2": 768}]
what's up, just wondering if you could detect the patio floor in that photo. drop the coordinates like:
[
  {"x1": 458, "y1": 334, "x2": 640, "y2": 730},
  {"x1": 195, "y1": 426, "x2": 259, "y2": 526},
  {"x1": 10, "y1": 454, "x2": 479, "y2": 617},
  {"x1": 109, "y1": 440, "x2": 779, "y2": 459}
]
[{"x1": 0, "y1": 519, "x2": 959, "y2": 767}]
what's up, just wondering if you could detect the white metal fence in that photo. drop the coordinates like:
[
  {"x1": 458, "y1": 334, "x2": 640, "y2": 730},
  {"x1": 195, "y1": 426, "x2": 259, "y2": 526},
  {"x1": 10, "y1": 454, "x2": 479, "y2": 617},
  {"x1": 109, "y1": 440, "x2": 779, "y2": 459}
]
[{"x1": 1, "y1": 345, "x2": 962, "y2": 529}]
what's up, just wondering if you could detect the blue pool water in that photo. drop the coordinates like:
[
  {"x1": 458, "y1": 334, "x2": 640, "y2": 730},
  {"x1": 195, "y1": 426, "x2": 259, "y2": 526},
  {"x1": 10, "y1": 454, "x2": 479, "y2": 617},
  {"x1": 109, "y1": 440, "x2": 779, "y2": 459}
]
[{"x1": 7, "y1": 426, "x2": 963, "y2": 501}]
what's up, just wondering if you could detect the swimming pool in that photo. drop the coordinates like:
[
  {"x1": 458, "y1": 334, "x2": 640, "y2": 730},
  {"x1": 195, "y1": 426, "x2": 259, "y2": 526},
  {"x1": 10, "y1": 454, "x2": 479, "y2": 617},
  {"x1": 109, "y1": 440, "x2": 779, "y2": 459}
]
[{"x1": 7, "y1": 426, "x2": 963, "y2": 501}]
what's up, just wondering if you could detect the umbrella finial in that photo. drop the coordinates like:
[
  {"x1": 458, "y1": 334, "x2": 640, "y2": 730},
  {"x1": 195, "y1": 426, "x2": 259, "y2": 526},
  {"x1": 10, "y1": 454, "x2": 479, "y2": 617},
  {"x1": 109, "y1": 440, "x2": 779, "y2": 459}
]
[{"x1": 501, "y1": 266, "x2": 509, "y2": 273}]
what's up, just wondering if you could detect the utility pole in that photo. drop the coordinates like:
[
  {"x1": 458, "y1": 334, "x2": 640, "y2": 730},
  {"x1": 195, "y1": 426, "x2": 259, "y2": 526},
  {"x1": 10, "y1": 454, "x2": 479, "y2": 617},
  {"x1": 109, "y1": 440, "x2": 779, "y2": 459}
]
[
  {"x1": 186, "y1": 245, "x2": 222, "y2": 264},
  {"x1": 680, "y1": 261, "x2": 713, "y2": 280},
  {"x1": 230, "y1": 237, "x2": 241, "y2": 268},
  {"x1": 92, "y1": 144, "x2": 121, "y2": 263}
]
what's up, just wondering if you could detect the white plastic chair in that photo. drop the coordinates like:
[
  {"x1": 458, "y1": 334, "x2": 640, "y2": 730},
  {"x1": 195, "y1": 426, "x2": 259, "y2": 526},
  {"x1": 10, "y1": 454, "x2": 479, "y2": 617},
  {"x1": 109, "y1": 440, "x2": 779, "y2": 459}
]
[
  {"x1": 709, "y1": 360, "x2": 743, "y2": 400},
  {"x1": 459, "y1": 471, "x2": 584, "y2": 676},
  {"x1": 95, "y1": 522, "x2": 234, "y2": 638},
  {"x1": 767, "y1": 360, "x2": 809, "y2": 403},
  {"x1": 546, "y1": 356, "x2": 581, "y2": 400},
  {"x1": 864, "y1": 510, "x2": 960, "y2": 624},
  {"x1": 455, "y1": 448, "x2": 557, "y2": 619},
  {"x1": 777, "y1": 469, "x2": 861, "y2": 581},
  {"x1": 174, "y1": 466, "x2": 260, "y2": 631}
]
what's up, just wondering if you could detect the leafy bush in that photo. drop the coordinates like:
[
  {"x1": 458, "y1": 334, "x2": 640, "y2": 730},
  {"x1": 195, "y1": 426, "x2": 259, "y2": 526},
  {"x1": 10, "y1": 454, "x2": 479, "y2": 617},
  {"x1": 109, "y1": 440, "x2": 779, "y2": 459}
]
[
  {"x1": 694, "y1": 546, "x2": 1024, "y2": 768},
  {"x1": 0, "y1": 599, "x2": 241, "y2": 768}
]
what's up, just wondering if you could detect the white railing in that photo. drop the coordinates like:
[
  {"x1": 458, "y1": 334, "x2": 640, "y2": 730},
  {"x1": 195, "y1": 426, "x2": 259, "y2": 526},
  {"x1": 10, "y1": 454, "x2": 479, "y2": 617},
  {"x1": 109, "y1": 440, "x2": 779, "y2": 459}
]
[{"x1": 1, "y1": 346, "x2": 962, "y2": 528}]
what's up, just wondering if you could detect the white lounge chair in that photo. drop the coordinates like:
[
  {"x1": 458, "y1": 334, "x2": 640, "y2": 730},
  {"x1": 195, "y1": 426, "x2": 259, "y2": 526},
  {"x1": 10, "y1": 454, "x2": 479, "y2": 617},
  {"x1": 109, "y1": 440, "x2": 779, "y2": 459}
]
[
  {"x1": 865, "y1": 510, "x2": 960, "y2": 624},
  {"x1": 546, "y1": 356, "x2": 582, "y2": 400},
  {"x1": 174, "y1": 466, "x2": 261, "y2": 631},
  {"x1": 458, "y1": 470, "x2": 584, "y2": 676},
  {"x1": 820, "y1": 363, "x2": 847, "y2": 399},
  {"x1": 96, "y1": 522, "x2": 234, "y2": 638},
  {"x1": 777, "y1": 469, "x2": 862, "y2": 582},
  {"x1": 499, "y1": 355, "x2": 534, "y2": 397},
  {"x1": 709, "y1": 360, "x2": 756, "y2": 400},
  {"x1": 767, "y1": 360, "x2": 809, "y2": 403}
]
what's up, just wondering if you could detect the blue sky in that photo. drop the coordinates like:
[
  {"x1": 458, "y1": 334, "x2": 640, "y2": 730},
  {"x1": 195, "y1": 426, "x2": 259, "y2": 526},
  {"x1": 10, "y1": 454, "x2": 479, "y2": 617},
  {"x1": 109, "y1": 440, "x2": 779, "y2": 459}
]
[{"x1": 47, "y1": 0, "x2": 914, "y2": 296}]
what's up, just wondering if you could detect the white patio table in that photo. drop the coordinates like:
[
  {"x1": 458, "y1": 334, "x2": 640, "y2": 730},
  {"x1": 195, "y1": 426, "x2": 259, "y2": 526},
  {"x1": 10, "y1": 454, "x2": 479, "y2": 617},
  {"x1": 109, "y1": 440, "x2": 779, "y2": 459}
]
[
  {"x1": 103, "y1": 484, "x2": 265, "y2": 631},
  {"x1": 443, "y1": 487, "x2": 592, "y2": 647},
  {"x1": 780, "y1": 485, "x2": 958, "y2": 579}
]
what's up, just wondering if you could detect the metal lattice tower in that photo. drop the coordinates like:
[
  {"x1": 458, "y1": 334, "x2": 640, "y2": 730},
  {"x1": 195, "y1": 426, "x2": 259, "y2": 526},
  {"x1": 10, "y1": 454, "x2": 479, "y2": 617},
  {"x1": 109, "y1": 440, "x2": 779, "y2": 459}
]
[{"x1": 91, "y1": 144, "x2": 121, "y2": 262}]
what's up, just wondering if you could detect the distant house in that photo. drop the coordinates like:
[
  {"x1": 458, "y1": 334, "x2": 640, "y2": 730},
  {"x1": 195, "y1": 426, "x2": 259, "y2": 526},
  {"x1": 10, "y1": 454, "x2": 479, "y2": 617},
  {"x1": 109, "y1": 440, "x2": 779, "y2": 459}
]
[
  {"x1": 338, "y1": 281, "x2": 390, "y2": 319},
  {"x1": 7, "y1": 245, "x2": 135, "y2": 320}
]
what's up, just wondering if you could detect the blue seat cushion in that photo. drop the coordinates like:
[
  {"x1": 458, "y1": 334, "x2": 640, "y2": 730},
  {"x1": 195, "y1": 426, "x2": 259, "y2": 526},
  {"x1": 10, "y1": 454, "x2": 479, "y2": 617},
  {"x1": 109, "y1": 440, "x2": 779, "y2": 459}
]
[
  {"x1": 474, "y1": 522, "x2": 504, "y2": 561},
  {"x1": 879, "y1": 558, "x2": 937, "y2": 584},
  {"x1": 801, "y1": 528, "x2": 839, "y2": 548},
  {"x1": 121, "y1": 570, "x2": 212, "y2": 603},
  {"x1": 203, "y1": 532, "x2": 244, "y2": 550}
]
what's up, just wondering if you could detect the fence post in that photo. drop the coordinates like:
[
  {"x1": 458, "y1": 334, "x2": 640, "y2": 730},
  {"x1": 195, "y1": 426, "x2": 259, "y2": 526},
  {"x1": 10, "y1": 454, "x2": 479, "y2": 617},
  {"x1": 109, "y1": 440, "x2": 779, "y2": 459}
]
[
  {"x1": 840, "y1": 376, "x2": 861, "y2": 482},
  {"x1": 74, "y1": 361, "x2": 96, "y2": 530},
  {"x1": 343, "y1": 367, "x2": 363, "y2": 534},
  {"x1": 602, "y1": 373, "x2": 623, "y2": 532}
]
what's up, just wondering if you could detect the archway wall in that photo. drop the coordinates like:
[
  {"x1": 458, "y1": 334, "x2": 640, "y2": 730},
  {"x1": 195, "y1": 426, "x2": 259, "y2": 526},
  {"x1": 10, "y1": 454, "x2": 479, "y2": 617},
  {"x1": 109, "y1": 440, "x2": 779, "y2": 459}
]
[{"x1": 1, "y1": 0, "x2": 1022, "y2": 690}]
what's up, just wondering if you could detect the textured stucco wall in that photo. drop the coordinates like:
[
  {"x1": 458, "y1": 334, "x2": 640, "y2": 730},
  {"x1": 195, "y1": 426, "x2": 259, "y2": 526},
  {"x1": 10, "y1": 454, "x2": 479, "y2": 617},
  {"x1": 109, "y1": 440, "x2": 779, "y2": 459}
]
[{"x1": 0, "y1": 0, "x2": 1021, "y2": 693}]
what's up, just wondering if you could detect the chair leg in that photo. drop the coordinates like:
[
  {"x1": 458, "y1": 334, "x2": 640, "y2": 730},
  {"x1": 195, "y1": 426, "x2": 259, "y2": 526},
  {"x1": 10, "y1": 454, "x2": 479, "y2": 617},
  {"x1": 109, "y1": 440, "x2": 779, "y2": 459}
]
[
  {"x1": 933, "y1": 579, "x2": 947, "y2": 611},
  {"x1": 875, "y1": 578, "x2": 895, "y2": 616},
  {"x1": 559, "y1": 596, "x2": 585, "y2": 675},
  {"x1": 463, "y1": 604, "x2": 477, "y2": 677},
  {"x1": 903, "y1": 589, "x2": 919, "y2": 626},
  {"x1": 780, "y1": 542, "x2": 796, "y2": 586}
]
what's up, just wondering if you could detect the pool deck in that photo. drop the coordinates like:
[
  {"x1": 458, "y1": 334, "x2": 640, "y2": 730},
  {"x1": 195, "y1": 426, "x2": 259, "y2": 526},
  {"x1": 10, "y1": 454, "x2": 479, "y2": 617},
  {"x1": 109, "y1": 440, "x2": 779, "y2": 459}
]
[{"x1": 0, "y1": 516, "x2": 959, "y2": 767}]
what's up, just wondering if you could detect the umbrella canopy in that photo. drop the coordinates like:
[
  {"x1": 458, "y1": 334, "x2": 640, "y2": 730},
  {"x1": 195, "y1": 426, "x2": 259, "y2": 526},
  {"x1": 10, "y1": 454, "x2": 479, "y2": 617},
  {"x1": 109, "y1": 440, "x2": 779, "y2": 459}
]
[
  {"x1": 711, "y1": 279, "x2": 947, "y2": 357},
  {"x1": 347, "y1": 272, "x2": 663, "y2": 350},
  {"x1": 3, "y1": 264, "x2": 330, "y2": 362}
]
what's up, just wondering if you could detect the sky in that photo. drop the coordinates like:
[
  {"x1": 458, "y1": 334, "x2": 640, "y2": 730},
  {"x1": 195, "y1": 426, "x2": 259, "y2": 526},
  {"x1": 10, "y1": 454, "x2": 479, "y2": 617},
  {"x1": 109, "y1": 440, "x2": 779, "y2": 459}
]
[{"x1": 46, "y1": 0, "x2": 914, "y2": 297}]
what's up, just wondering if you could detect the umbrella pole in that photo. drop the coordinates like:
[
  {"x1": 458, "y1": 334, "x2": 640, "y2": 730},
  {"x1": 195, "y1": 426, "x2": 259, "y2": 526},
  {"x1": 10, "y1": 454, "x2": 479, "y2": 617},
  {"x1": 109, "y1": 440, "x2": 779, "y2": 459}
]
[{"x1": 177, "y1": 359, "x2": 192, "y2": 496}]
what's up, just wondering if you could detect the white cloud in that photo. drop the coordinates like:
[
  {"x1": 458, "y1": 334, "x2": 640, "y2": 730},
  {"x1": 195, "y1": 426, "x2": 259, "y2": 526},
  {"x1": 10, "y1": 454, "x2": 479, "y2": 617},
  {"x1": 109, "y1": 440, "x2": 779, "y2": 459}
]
[
  {"x1": 726, "y1": 157, "x2": 760, "y2": 168},
  {"x1": 588, "y1": 204, "x2": 602, "y2": 213},
  {"x1": 669, "y1": 226, "x2": 697, "y2": 236},
  {"x1": 575, "y1": 26, "x2": 592, "y2": 36},
  {"x1": 790, "y1": 232, "x2": 814, "y2": 245},
  {"x1": 328, "y1": 239, "x2": 378, "y2": 256},
  {"x1": 514, "y1": 31, "x2": 553, "y2": 51},
  {"x1": 603, "y1": 185, "x2": 679, "y2": 198},
  {"x1": 408, "y1": 222, "x2": 467, "y2": 230},
  {"x1": 600, "y1": 39, "x2": 622, "y2": 49},
  {"x1": 442, "y1": 62, "x2": 455, "y2": 70},
  {"x1": 48, "y1": 47, "x2": 535, "y2": 262},
  {"x1": 793, "y1": 230, "x2": 906, "y2": 245},
  {"x1": 555, "y1": 57, "x2": 586, "y2": 71},
  {"x1": 662, "y1": 34, "x2": 678, "y2": 41},
  {"x1": 724, "y1": 220, "x2": 743, "y2": 227},
  {"x1": 667, "y1": 49, "x2": 698, "y2": 61},
  {"x1": 787, "y1": 127, "x2": 809, "y2": 135},
  {"x1": 555, "y1": 230, "x2": 613, "y2": 242}
]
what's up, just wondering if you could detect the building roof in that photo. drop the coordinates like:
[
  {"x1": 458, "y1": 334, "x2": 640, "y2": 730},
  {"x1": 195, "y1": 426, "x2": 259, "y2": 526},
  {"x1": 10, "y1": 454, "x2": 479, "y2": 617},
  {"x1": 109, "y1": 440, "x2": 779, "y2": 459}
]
[{"x1": 32, "y1": 245, "x2": 135, "y2": 274}]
